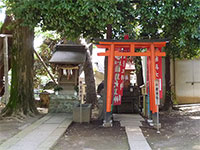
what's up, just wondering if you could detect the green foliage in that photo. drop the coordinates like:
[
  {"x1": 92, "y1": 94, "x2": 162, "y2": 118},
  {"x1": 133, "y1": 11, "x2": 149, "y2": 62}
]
[
  {"x1": 33, "y1": 29, "x2": 60, "y2": 88},
  {"x1": 74, "y1": 85, "x2": 79, "y2": 92},
  {"x1": 135, "y1": 0, "x2": 200, "y2": 59},
  {"x1": 0, "y1": 21, "x2": 2, "y2": 28},
  {"x1": 3, "y1": 0, "x2": 200, "y2": 58},
  {"x1": 3, "y1": 0, "x2": 135, "y2": 40},
  {"x1": 35, "y1": 27, "x2": 61, "y2": 41}
]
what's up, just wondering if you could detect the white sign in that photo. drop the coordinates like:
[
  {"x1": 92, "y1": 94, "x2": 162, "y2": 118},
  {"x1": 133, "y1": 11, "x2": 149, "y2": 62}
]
[{"x1": 155, "y1": 79, "x2": 160, "y2": 105}]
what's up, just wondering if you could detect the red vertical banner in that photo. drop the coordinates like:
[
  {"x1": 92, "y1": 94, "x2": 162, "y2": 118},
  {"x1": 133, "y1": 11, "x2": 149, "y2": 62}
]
[
  {"x1": 147, "y1": 48, "x2": 163, "y2": 109},
  {"x1": 147, "y1": 55, "x2": 152, "y2": 111},
  {"x1": 113, "y1": 54, "x2": 122, "y2": 105},
  {"x1": 146, "y1": 56, "x2": 150, "y2": 91},
  {"x1": 155, "y1": 48, "x2": 163, "y2": 99},
  {"x1": 113, "y1": 48, "x2": 128, "y2": 105},
  {"x1": 113, "y1": 35, "x2": 129, "y2": 105}
]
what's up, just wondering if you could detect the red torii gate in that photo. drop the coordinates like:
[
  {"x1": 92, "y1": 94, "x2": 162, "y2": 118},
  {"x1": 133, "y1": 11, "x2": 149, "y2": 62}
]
[{"x1": 96, "y1": 39, "x2": 167, "y2": 114}]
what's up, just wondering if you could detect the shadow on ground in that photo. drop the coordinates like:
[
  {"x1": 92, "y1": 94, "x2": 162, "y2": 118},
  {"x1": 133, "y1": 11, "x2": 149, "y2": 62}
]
[
  {"x1": 52, "y1": 120, "x2": 129, "y2": 150},
  {"x1": 142, "y1": 105, "x2": 200, "y2": 150}
]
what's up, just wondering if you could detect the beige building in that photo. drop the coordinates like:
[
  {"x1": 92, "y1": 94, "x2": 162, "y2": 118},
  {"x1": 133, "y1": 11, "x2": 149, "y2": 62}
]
[{"x1": 171, "y1": 58, "x2": 200, "y2": 104}]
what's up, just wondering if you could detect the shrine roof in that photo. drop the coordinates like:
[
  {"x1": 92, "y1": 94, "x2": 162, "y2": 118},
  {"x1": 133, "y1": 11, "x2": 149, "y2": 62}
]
[
  {"x1": 95, "y1": 38, "x2": 169, "y2": 44},
  {"x1": 49, "y1": 44, "x2": 86, "y2": 64}
]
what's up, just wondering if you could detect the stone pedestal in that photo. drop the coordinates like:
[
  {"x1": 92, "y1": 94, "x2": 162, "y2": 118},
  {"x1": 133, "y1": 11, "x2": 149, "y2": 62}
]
[
  {"x1": 49, "y1": 94, "x2": 79, "y2": 113},
  {"x1": 73, "y1": 104, "x2": 92, "y2": 123}
]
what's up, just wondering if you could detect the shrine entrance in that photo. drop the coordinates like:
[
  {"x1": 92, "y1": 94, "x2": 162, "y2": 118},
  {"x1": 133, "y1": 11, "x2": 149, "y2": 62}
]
[{"x1": 95, "y1": 39, "x2": 167, "y2": 127}]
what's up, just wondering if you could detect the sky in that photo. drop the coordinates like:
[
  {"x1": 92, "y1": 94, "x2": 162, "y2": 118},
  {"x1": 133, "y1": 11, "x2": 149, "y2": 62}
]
[{"x1": 0, "y1": 1, "x2": 5, "y2": 22}]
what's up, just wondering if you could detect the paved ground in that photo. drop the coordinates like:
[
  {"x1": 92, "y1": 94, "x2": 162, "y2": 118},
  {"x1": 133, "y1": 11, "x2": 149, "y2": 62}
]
[
  {"x1": 2, "y1": 105, "x2": 198, "y2": 150},
  {"x1": 0, "y1": 115, "x2": 42, "y2": 145},
  {"x1": 113, "y1": 114, "x2": 152, "y2": 150},
  {"x1": 0, "y1": 113, "x2": 72, "y2": 150}
]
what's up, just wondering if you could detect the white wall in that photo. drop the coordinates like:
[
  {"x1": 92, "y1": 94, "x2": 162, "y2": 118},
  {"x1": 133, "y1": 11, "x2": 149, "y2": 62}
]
[{"x1": 174, "y1": 58, "x2": 200, "y2": 104}]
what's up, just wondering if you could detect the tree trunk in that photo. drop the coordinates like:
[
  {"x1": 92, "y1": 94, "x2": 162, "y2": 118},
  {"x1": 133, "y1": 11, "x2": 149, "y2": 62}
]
[
  {"x1": 135, "y1": 57, "x2": 144, "y2": 86},
  {"x1": 83, "y1": 48, "x2": 97, "y2": 107},
  {"x1": 163, "y1": 55, "x2": 172, "y2": 110},
  {"x1": 1, "y1": 24, "x2": 38, "y2": 117}
]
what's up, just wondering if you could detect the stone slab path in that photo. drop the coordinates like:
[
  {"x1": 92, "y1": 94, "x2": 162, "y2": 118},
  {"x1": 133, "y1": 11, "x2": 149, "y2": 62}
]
[
  {"x1": 113, "y1": 114, "x2": 152, "y2": 150},
  {"x1": 0, "y1": 113, "x2": 72, "y2": 150}
]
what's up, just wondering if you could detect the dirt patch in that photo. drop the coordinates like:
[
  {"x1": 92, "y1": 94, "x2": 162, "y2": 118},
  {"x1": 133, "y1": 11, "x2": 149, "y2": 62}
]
[
  {"x1": 142, "y1": 105, "x2": 200, "y2": 150},
  {"x1": 52, "y1": 120, "x2": 129, "y2": 150}
]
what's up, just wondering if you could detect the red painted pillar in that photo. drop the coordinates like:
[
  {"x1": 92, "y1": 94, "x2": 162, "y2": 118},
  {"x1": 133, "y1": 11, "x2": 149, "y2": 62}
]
[
  {"x1": 106, "y1": 44, "x2": 115, "y2": 112},
  {"x1": 150, "y1": 44, "x2": 157, "y2": 113},
  {"x1": 148, "y1": 54, "x2": 153, "y2": 112}
]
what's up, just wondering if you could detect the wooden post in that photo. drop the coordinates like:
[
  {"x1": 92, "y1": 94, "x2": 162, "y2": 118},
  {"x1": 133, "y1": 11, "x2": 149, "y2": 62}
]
[
  {"x1": 3, "y1": 36, "x2": 9, "y2": 104},
  {"x1": 0, "y1": 34, "x2": 12, "y2": 104},
  {"x1": 74, "y1": 69, "x2": 78, "y2": 86}
]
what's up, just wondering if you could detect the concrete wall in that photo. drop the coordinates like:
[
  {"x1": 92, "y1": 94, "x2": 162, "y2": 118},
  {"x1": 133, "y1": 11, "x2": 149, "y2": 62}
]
[{"x1": 174, "y1": 58, "x2": 200, "y2": 104}]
